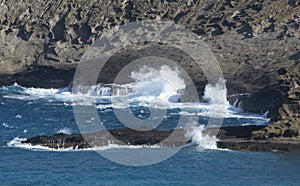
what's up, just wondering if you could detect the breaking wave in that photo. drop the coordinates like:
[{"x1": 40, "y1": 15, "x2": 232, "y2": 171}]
[
  {"x1": 1, "y1": 65, "x2": 270, "y2": 152},
  {"x1": 187, "y1": 125, "x2": 218, "y2": 150},
  {"x1": 203, "y1": 78, "x2": 228, "y2": 105}
]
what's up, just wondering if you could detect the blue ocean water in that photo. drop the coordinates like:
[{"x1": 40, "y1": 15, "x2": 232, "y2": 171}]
[{"x1": 1, "y1": 83, "x2": 300, "y2": 185}]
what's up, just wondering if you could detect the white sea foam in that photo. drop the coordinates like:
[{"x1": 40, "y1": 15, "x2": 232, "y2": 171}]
[
  {"x1": 2, "y1": 67, "x2": 223, "y2": 110},
  {"x1": 1, "y1": 67, "x2": 268, "y2": 122},
  {"x1": 72, "y1": 65, "x2": 184, "y2": 104},
  {"x1": 7, "y1": 137, "x2": 76, "y2": 151},
  {"x1": 16, "y1": 115, "x2": 22, "y2": 118},
  {"x1": 1, "y1": 83, "x2": 73, "y2": 101},
  {"x1": 57, "y1": 127, "x2": 72, "y2": 134},
  {"x1": 128, "y1": 65, "x2": 185, "y2": 102},
  {"x1": 187, "y1": 125, "x2": 218, "y2": 150},
  {"x1": 203, "y1": 78, "x2": 229, "y2": 106},
  {"x1": 1, "y1": 66, "x2": 185, "y2": 106},
  {"x1": 2, "y1": 123, "x2": 17, "y2": 129}
]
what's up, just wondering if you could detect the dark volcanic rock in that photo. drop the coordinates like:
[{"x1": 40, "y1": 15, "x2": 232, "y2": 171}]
[
  {"x1": 252, "y1": 65, "x2": 300, "y2": 140},
  {"x1": 217, "y1": 140, "x2": 300, "y2": 152},
  {"x1": 23, "y1": 125, "x2": 300, "y2": 152},
  {"x1": 22, "y1": 128, "x2": 189, "y2": 149},
  {"x1": 22, "y1": 133, "x2": 91, "y2": 149},
  {"x1": 0, "y1": 65, "x2": 76, "y2": 88},
  {"x1": 214, "y1": 125, "x2": 266, "y2": 139},
  {"x1": 2, "y1": 0, "x2": 300, "y2": 150},
  {"x1": 228, "y1": 85, "x2": 282, "y2": 117}
]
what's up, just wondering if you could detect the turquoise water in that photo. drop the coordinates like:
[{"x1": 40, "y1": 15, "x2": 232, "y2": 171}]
[{"x1": 1, "y1": 84, "x2": 299, "y2": 185}]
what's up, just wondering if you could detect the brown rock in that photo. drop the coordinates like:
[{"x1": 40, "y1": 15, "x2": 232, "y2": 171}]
[
  {"x1": 252, "y1": 65, "x2": 300, "y2": 140},
  {"x1": 0, "y1": 0, "x2": 299, "y2": 97}
]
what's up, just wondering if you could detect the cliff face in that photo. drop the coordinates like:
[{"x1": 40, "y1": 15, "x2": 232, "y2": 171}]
[
  {"x1": 0, "y1": 0, "x2": 299, "y2": 94},
  {"x1": 252, "y1": 65, "x2": 300, "y2": 140}
]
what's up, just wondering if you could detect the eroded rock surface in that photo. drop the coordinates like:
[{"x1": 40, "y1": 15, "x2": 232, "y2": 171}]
[
  {"x1": 23, "y1": 125, "x2": 300, "y2": 152},
  {"x1": 1, "y1": 0, "x2": 300, "y2": 142},
  {"x1": 22, "y1": 125, "x2": 266, "y2": 149},
  {"x1": 0, "y1": 0, "x2": 299, "y2": 95},
  {"x1": 252, "y1": 65, "x2": 300, "y2": 140}
]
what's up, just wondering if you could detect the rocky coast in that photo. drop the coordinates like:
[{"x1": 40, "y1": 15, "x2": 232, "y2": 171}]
[
  {"x1": 21, "y1": 125, "x2": 300, "y2": 152},
  {"x1": 1, "y1": 0, "x2": 299, "y2": 150},
  {"x1": 0, "y1": 0, "x2": 299, "y2": 93},
  {"x1": 20, "y1": 65, "x2": 300, "y2": 151}
]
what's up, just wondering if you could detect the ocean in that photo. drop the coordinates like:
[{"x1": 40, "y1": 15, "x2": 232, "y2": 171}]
[{"x1": 1, "y1": 66, "x2": 300, "y2": 185}]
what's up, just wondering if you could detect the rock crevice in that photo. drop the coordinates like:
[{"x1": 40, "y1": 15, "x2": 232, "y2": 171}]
[{"x1": 252, "y1": 66, "x2": 300, "y2": 140}]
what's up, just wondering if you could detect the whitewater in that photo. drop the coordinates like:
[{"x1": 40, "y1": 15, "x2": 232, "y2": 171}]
[
  {"x1": 3, "y1": 64, "x2": 297, "y2": 185},
  {"x1": 2, "y1": 65, "x2": 269, "y2": 152}
]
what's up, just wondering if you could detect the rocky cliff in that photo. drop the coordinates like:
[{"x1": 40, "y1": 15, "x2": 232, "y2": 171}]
[
  {"x1": 0, "y1": 0, "x2": 299, "y2": 95},
  {"x1": 252, "y1": 65, "x2": 300, "y2": 140},
  {"x1": 0, "y1": 0, "x2": 299, "y2": 137}
]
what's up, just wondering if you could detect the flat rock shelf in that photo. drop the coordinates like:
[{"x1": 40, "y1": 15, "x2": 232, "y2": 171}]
[{"x1": 21, "y1": 125, "x2": 300, "y2": 152}]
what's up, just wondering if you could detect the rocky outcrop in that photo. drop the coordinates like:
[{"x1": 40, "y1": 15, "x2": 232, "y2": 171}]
[
  {"x1": 217, "y1": 140, "x2": 300, "y2": 152},
  {"x1": 22, "y1": 125, "x2": 300, "y2": 152},
  {"x1": 1, "y1": 1, "x2": 300, "y2": 144},
  {"x1": 22, "y1": 126, "x2": 265, "y2": 149},
  {"x1": 0, "y1": 0, "x2": 299, "y2": 95},
  {"x1": 22, "y1": 128, "x2": 189, "y2": 149},
  {"x1": 252, "y1": 65, "x2": 300, "y2": 140},
  {"x1": 228, "y1": 85, "x2": 282, "y2": 117}
]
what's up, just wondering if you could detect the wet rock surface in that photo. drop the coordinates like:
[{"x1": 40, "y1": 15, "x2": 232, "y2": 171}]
[
  {"x1": 23, "y1": 125, "x2": 300, "y2": 152},
  {"x1": 1, "y1": 0, "x2": 300, "y2": 147},
  {"x1": 217, "y1": 140, "x2": 300, "y2": 152},
  {"x1": 22, "y1": 125, "x2": 300, "y2": 151},
  {"x1": 22, "y1": 128, "x2": 189, "y2": 149}
]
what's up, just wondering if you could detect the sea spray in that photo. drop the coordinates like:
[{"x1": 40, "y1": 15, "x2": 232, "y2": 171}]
[
  {"x1": 130, "y1": 65, "x2": 185, "y2": 92},
  {"x1": 186, "y1": 125, "x2": 218, "y2": 150},
  {"x1": 57, "y1": 127, "x2": 72, "y2": 134},
  {"x1": 183, "y1": 78, "x2": 229, "y2": 150},
  {"x1": 202, "y1": 78, "x2": 228, "y2": 105},
  {"x1": 128, "y1": 65, "x2": 185, "y2": 102},
  {"x1": 201, "y1": 78, "x2": 228, "y2": 120},
  {"x1": 73, "y1": 65, "x2": 185, "y2": 103}
]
